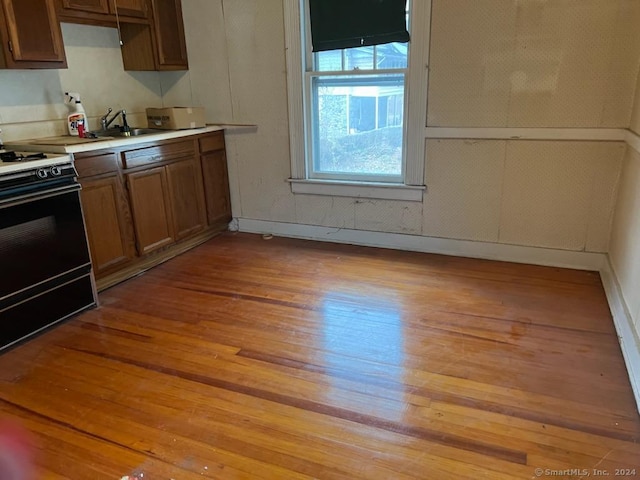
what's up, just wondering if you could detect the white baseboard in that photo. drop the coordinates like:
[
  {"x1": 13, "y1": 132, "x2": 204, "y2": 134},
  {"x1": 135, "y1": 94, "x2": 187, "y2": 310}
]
[
  {"x1": 236, "y1": 218, "x2": 605, "y2": 271},
  {"x1": 600, "y1": 259, "x2": 640, "y2": 414}
]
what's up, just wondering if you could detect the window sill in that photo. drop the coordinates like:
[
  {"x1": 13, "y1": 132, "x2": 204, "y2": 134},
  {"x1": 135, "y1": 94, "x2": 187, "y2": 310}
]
[{"x1": 288, "y1": 179, "x2": 425, "y2": 202}]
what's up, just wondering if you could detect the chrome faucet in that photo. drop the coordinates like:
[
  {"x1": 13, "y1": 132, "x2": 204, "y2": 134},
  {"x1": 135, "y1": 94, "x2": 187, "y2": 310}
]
[{"x1": 100, "y1": 108, "x2": 130, "y2": 131}]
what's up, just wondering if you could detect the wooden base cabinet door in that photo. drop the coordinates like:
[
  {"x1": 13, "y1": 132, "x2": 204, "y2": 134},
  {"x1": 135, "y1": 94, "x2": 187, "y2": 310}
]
[
  {"x1": 201, "y1": 150, "x2": 232, "y2": 226},
  {"x1": 127, "y1": 166, "x2": 175, "y2": 255},
  {"x1": 80, "y1": 174, "x2": 137, "y2": 276},
  {"x1": 166, "y1": 159, "x2": 207, "y2": 241}
]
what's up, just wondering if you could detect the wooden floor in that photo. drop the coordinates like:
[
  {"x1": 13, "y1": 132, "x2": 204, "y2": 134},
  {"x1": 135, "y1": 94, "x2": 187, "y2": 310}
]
[{"x1": 1, "y1": 233, "x2": 639, "y2": 479}]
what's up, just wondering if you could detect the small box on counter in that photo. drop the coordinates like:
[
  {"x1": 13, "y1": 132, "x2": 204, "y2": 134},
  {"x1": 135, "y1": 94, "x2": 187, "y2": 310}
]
[{"x1": 146, "y1": 107, "x2": 206, "y2": 130}]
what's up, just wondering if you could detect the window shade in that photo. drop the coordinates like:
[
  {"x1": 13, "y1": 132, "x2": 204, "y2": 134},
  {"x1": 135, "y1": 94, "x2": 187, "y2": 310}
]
[{"x1": 309, "y1": 0, "x2": 410, "y2": 53}]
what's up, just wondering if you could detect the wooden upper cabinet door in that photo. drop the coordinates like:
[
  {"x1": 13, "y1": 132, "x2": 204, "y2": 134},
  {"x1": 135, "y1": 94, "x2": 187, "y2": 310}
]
[
  {"x1": 127, "y1": 166, "x2": 175, "y2": 255},
  {"x1": 111, "y1": 0, "x2": 148, "y2": 18},
  {"x1": 166, "y1": 158, "x2": 207, "y2": 241},
  {"x1": 61, "y1": 0, "x2": 109, "y2": 14},
  {"x1": 152, "y1": 0, "x2": 188, "y2": 69},
  {"x1": 0, "y1": 0, "x2": 67, "y2": 68}
]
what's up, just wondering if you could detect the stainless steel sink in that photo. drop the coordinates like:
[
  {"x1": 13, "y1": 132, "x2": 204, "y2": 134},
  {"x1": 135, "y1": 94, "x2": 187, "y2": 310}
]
[
  {"x1": 122, "y1": 128, "x2": 165, "y2": 137},
  {"x1": 88, "y1": 127, "x2": 166, "y2": 138}
]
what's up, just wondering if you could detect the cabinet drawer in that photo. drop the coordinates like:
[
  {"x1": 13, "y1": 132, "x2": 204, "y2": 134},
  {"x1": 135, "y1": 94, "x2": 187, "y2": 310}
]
[
  {"x1": 199, "y1": 132, "x2": 225, "y2": 153},
  {"x1": 122, "y1": 140, "x2": 195, "y2": 169},
  {"x1": 74, "y1": 152, "x2": 119, "y2": 177}
]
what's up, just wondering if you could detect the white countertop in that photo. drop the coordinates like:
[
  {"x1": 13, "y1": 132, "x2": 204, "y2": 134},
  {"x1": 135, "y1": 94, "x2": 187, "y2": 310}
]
[
  {"x1": 0, "y1": 153, "x2": 73, "y2": 175},
  {"x1": 4, "y1": 124, "x2": 247, "y2": 155}
]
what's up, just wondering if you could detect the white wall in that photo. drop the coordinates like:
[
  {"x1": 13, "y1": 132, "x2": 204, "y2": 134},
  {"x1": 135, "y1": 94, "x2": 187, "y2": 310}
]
[
  {"x1": 610, "y1": 63, "x2": 640, "y2": 349},
  {"x1": 428, "y1": 0, "x2": 640, "y2": 128},
  {"x1": 177, "y1": 0, "x2": 639, "y2": 254}
]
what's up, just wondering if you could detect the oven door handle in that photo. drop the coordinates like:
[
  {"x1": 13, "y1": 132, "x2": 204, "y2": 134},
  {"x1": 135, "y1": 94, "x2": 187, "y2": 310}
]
[{"x1": 0, "y1": 183, "x2": 81, "y2": 209}]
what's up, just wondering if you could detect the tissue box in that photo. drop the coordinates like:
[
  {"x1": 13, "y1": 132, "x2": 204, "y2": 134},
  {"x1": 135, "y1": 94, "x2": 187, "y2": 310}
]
[{"x1": 146, "y1": 107, "x2": 205, "y2": 130}]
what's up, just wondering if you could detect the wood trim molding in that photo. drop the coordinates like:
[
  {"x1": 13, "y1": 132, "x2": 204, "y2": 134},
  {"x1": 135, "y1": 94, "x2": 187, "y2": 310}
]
[
  {"x1": 625, "y1": 129, "x2": 640, "y2": 154},
  {"x1": 283, "y1": 0, "x2": 305, "y2": 180},
  {"x1": 288, "y1": 178, "x2": 425, "y2": 201},
  {"x1": 425, "y1": 127, "x2": 628, "y2": 142},
  {"x1": 404, "y1": 0, "x2": 431, "y2": 186}
]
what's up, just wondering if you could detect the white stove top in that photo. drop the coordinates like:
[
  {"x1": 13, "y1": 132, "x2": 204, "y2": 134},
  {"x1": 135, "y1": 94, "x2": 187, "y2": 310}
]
[{"x1": 0, "y1": 149, "x2": 73, "y2": 175}]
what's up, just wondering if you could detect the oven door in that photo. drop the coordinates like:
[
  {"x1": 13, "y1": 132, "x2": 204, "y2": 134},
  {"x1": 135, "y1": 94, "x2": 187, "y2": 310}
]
[
  {"x1": 0, "y1": 185, "x2": 92, "y2": 304},
  {"x1": 1, "y1": 182, "x2": 96, "y2": 351}
]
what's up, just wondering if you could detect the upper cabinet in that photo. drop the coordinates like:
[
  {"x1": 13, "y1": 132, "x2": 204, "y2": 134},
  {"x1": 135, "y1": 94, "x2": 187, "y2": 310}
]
[
  {"x1": 57, "y1": 0, "x2": 149, "y2": 23},
  {"x1": 0, "y1": 0, "x2": 67, "y2": 69},
  {"x1": 113, "y1": 0, "x2": 148, "y2": 19},
  {"x1": 60, "y1": 0, "x2": 110, "y2": 15},
  {"x1": 58, "y1": 0, "x2": 188, "y2": 71},
  {"x1": 120, "y1": 0, "x2": 188, "y2": 71},
  {"x1": 0, "y1": 0, "x2": 188, "y2": 70},
  {"x1": 151, "y1": 0, "x2": 187, "y2": 69}
]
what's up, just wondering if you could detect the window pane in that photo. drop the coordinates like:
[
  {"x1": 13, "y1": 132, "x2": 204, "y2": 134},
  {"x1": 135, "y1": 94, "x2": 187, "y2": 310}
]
[
  {"x1": 376, "y1": 42, "x2": 408, "y2": 69},
  {"x1": 345, "y1": 46, "x2": 374, "y2": 71},
  {"x1": 316, "y1": 50, "x2": 343, "y2": 71},
  {"x1": 315, "y1": 42, "x2": 408, "y2": 72},
  {"x1": 312, "y1": 74, "x2": 405, "y2": 177}
]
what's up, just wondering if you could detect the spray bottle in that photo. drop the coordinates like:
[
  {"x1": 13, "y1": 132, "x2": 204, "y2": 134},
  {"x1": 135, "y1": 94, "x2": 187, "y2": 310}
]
[{"x1": 65, "y1": 92, "x2": 87, "y2": 137}]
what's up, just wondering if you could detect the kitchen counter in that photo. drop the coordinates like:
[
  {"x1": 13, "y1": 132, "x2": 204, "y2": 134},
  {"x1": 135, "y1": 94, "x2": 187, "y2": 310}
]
[
  {"x1": 6, "y1": 125, "x2": 226, "y2": 154},
  {"x1": 0, "y1": 152, "x2": 73, "y2": 174}
]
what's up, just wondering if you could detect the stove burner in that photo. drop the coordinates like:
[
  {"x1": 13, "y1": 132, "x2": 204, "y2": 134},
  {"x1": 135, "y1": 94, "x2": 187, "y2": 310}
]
[{"x1": 0, "y1": 151, "x2": 48, "y2": 162}]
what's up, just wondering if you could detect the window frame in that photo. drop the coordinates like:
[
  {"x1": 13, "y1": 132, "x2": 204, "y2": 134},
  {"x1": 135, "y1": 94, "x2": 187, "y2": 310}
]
[{"x1": 284, "y1": 0, "x2": 431, "y2": 201}]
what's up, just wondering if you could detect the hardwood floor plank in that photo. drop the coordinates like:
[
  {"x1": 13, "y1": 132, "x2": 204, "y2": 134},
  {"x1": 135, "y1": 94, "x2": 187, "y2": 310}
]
[
  {"x1": 0, "y1": 233, "x2": 638, "y2": 479},
  {"x1": 0, "y1": 351, "x2": 486, "y2": 480},
  {"x1": 0, "y1": 386, "x2": 320, "y2": 480},
  {"x1": 84, "y1": 301, "x2": 637, "y2": 435},
  {"x1": 2, "y1": 349, "x2": 529, "y2": 479},
  {"x1": 74, "y1": 288, "x2": 633, "y2": 436},
  {"x1": 55, "y1": 343, "x2": 527, "y2": 465}
]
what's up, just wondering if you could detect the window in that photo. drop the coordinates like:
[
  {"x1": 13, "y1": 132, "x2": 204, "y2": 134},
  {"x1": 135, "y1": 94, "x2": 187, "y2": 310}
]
[
  {"x1": 311, "y1": 44, "x2": 407, "y2": 182},
  {"x1": 285, "y1": 0, "x2": 430, "y2": 201},
  {"x1": 308, "y1": 4, "x2": 408, "y2": 183}
]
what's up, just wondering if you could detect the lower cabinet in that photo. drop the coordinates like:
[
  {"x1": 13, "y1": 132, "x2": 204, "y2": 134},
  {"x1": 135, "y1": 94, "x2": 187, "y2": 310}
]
[
  {"x1": 127, "y1": 157, "x2": 206, "y2": 254},
  {"x1": 126, "y1": 165, "x2": 176, "y2": 255},
  {"x1": 76, "y1": 131, "x2": 229, "y2": 289},
  {"x1": 78, "y1": 166, "x2": 137, "y2": 276},
  {"x1": 199, "y1": 132, "x2": 232, "y2": 226},
  {"x1": 201, "y1": 149, "x2": 231, "y2": 226},
  {"x1": 166, "y1": 158, "x2": 207, "y2": 240}
]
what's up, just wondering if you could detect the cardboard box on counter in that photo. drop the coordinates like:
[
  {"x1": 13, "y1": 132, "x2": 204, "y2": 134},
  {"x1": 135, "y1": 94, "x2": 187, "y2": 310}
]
[{"x1": 146, "y1": 107, "x2": 205, "y2": 130}]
